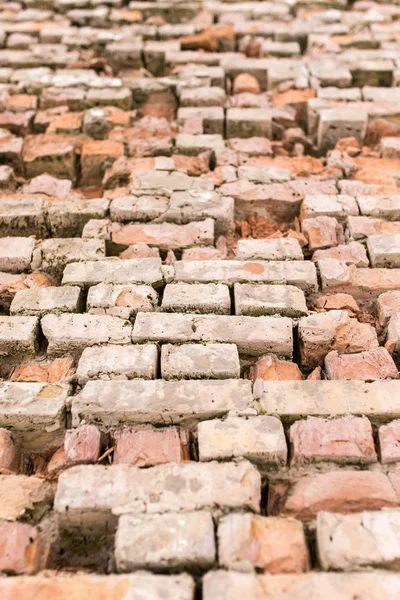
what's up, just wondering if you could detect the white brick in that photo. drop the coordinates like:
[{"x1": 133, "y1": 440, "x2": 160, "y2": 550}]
[
  {"x1": 0, "y1": 237, "x2": 35, "y2": 273},
  {"x1": 62, "y1": 258, "x2": 164, "y2": 288},
  {"x1": 161, "y1": 283, "x2": 231, "y2": 315},
  {"x1": 161, "y1": 343, "x2": 240, "y2": 379},
  {"x1": 76, "y1": 344, "x2": 158, "y2": 384},
  {"x1": 236, "y1": 238, "x2": 303, "y2": 261},
  {"x1": 10, "y1": 286, "x2": 82, "y2": 316},
  {"x1": 234, "y1": 284, "x2": 307, "y2": 317}
]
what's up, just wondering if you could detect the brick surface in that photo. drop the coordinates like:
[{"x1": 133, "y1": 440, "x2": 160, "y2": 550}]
[{"x1": 113, "y1": 427, "x2": 189, "y2": 467}]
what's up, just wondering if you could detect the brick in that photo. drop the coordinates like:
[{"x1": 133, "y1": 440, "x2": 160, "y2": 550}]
[
  {"x1": 324, "y1": 348, "x2": 398, "y2": 381},
  {"x1": 0, "y1": 574, "x2": 195, "y2": 600},
  {"x1": 0, "y1": 474, "x2": 54, "y2": 522},
  {"x1": 250, "y1": 356, "x2": 302, "y2": 382},
  {"x1": 55, "y1": 461, "x2": 261, "y2": 535},
  {"x1": 0, "y1": 428, "x2": 20, "y2": 473},
  {"x1": 388, "y1": 312, "x2": 400, "y2": 351},
  {"x1": 131, "y1": 169, "x2": 214, "y2": 193},
  {"x1": 317, "y1": 510, "x2": 400, "y2": 571},
  {"x1": 48, "y1": 197, "x2": 110, "y2": 237},
  {"x1": 72, "y1": 379, "x2": 253, "y2": 427},
  {"x1": 111, "y1": 219, "x2": 214, "y2": 251},
  {"x1": 0, "y1": 194, "x2": 49, "y2": 238},
  {"x1": 301, "y1": 216, "x2": 343, "y2": 251},
  {"x1": 87, "y1": 283, "x2": 157, "y2": 319},
  {"x1": 0, "y1": 382, "x2": 69, "y2": 450},
  {"x1": 226, "y1": 108, "x2": 272, "y2": 138},
  {"x1": 202, "y1": 570, "x2": 400, "y2": 600},
  {"x1": 0, "y1": 521, "x2": 43, "y2": 575},
  {"x1": 76, "y1": 344, "x2": 158, "y2": 384},
  {"x1": 161, "y1": 283, "x2": 231, "y2": 315},
  {"x1": 171, "y1": 260, "x2": 318, "y2": 293},
  {"x1": 9, "y1": 358, "x2": 73, "y2": 384},
  {"x1": 367, "y1": 233, "x2": 400, "y2": 267},
  {"x1": 22, "y1": 134, "x2": 76, "y2": 180},
  {"x1": 32, "y1": 238, "x2": 106, "y2": 278},
  {"x1": 299, "y1": 310, "x2": 378, "y2": 369},
  {"x1": 301, "y1": 194, "x2": 358, "y2": 221},
  {"x1": 0, "y1": 237, "x2": 35, "y2": 273},
  {"x1": 347, "y1": 216, "x2": 400, "y2": 240},
  {"x1": 10, "y1": 286, "x2": 82, "y2": 317},
  {"x1": 268, "y1": 471, "x2": 398, "y2": 520},
  {"x1": 161, "y1": 343, "x2": 239, "y2": 380},
  {"x1": 218, "y1": 514, "x2": 309, "y2": 574},
  {"x1": 175, "y1": 133, "x2": 225, "y2": 155},
  {"x1": 0, "y1": 315, "x2": 39, "y2": 362},
  {"x1": 236, "y1": 238, "x2": 303, "y2": 261},
  {"x1": 377, "y1": 291, "x2": 400, "y2": 327},
  {"x1": 62, "y1": 258, "x2": 164, "y2": 288},
  {"x1": 289, "y1": 416, "x2": 377, "y2": 466},
  {"x1": 81, "y1": 140, "x2": 124, "y2": 186},
  {"x1": 312, "y1": 241, "x2": 369, "y2": 267},
  {"x1": 198, "y1": 416, "x2": 287, "y2": 468},
  {"x1": 254, "y1": 380, "x2": 400, "y2": 422},
  {"x1": 177, "y1": 107, "x2": 224, "y2": 135},
  {"x1": 317, "y1": 108, "x2": 367, "y2": 153},
  {"x1": 41, "y1": 314, "x2": 132, "y2": 359},
  {"x1": 64, "y1": 424, "x2": 102, "y2": 465},
  {"x1": 113, "y1": 427, "x2": 189, "y2": 467},
  {"x1": 115, "y1": 512, "x2": 215, "y2": 572},
  {"x1": 234, "y1": 284, "x2": 307, "y2": 317},
  {"x1": 132, "y1": 313, "x2": 293, "y2": 357},
  {"x1": 379, "y1": 420, "x2": 400, "y2": 464},
  {"x1": 357, "y1": 195, "x2": 400, "y2": 220}
]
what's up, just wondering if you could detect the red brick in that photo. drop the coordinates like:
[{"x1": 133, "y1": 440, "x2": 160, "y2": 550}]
[
  {"x1": 22, "y1": 134, "x2": 76, "y2": 180},
  {"x1": 81, "y1": 140, "x2": 124, "y2": 186},
  {"x1": 250, "y1": 355, "x2": 303, "y2": 382},
  {"x1": 289, "y1": 416, "x2": 377, "y2": 466},
  {"x1": 233, "y1": 74, "x2": 261, "y2": 95},
  {"x1": 113, "y1": 427, "x2": 190, "y2": 467},
  {"x1": 301, "y1": 217, "x2": 343, "y2": 251},
  {"x1": 0, "y1": 429, "x2": 20, "y2": 473},
  {"x1": 379, "y1": 420, "x2": 400, "y2": 464},
  {"x1": 0, "y1": 521, "x2": 43, "y2": 575},
  {"x1": 268, "y1": 471, "x2": 398, "y2": 520},
  {"x1": 64, "y1": 424, "x2": 102, "y2": 464}
]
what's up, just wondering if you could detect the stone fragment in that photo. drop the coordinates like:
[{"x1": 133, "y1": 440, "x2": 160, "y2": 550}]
[
  {"x1": 379, "y1": 420, "x2": 400, "y2": 464},
  {"x1": 388, "y1": 313, "x2": 400, "y2": 352},
  {"x1": 289, "y1": 416, "x2": 377, "y2": 466},
  {"x1": 113, "y1": 427, "x2": 189, "y2": 467},
  {"x1": 302, "y1": 216, "x2": 343, "y2": 251},
  {"x1": 377, "y1": 291, "x2": 400, "y2": 327},
  {"x1": 198, "y1": 416, "x2": 287, "y2": 468},
  {"x1": 367, "y1": 234, "x2": 400, "y2": 268},
  {"x1": 76, "y1": 344, "x2": 158, "y2": 384},
  {"x1": 116, "y1": 512, "x2": 215, "y2": 573},
  {"x1": 161, "y1": 343, "x2": 239, "y2": 380},
  {"x1": 218, "y1": 514, "x2": 309, "y2": 573},
  {"x1": 314, "y1": 293, "x2": 360, "y2": 316},
  {"x1": 10, "y1": 358, "x2": 73, "y2": 384},
  {"x1": 0, "y1": 428, "x2": 20, "y2": 473}
]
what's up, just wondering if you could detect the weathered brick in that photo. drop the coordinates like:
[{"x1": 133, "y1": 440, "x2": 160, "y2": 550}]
[
  {"x1": 0, "y1": 521, "x2": 43, "y2": 575},
  {"x1": 161, "y1": 343, "x2": 239, "y2": 380},
  {"x1": 289, "y1": 416, "x2": 377, "y2": 466},
  {"x1": 0, "y1": 474, "x2": 54, "y2": 522},
  {"x1": 236, "y1": 238, "x2": 303, "y2": 261},
  {"x1": 87, "y1": 283, "x2": 158, "y2": 319},
  {"x1": 234, "y1": 284, "x2": 307, "y2": 317},
  {"x1": 62, "y1": 258, "x2": 164, "y2": 288},
  {"x1": 218, "y1": 514, "x2": 309, "y2": 573},
  {"x1": 0, "y1": 237, "x2": 35, "y2": 273},
  {"x1": 113, "y1": 427, "x2": 189, "y2": 467},
  {"x1": 379, "y1": 420, "x2": 400, "y2": 464},
  {"x1": 10, "y1": 286, "x2": 82, "y2": 317},
  {"x1": 161, "y1": 283, "x2": 231, "y2": 315},
  {"x1": 72, "y1": 379, "x2": 253, "y2": 427},
  {"x1": 115, "y1": 512, "x2": 216, "y2": 572},
  {"x1": 198, "y1": 416, "x2": 287, "y2": 468},
  {"x1": 317, "y1": 510, "x2": 400, "y2": 571},
  {"x1": 324, "y1": 348, "x2": 398, "y2": 381},
  {"x1": 32, "y1": 238, "x2": 106, "y2": 278},
  {"x1": 367, "y1": 233, "x2": 400, "y2": 268},
  {"x1": 0, "y1": 428, "x2": 20, "y2": 473},
  {"x1": 0, "y1": 316, "x2": 39, "y2": 361},
  {"x1": 76, "y1": 344, "x2": 158, "y2": 384}
]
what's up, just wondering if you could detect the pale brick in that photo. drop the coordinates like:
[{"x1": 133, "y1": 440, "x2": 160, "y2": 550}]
[
  {"x1": 115, "y1": 512, "x2": 216, "y2": 572},
  {"x1": 0, "y1": 194, "x2": 48, "y2": 238},
  {"x1": 64, "y1": 424, "x2": 102, "y2": 465},
  {"x1": 177, "y1": 107, "x2": 224, "y2": 135},
  {"x1": 171, "y1": 260, "x2": 318, "y2": 293},
  {"x1": 301, "y1": 216, "x2": 343, "y2": 251},
  {"x1": 268, "y1": 471, "x2": 398, "y2": 520},
  {"x1": 132, "y1": 313, "x2": 293, "y2": 357},
  {"x1": 131, "y1": 169, "x2": 214, "y2": 193},
  {"x1": 71, "y1": 379, "x2": 253, "y2": 427},
  {"x1": 0, "y1": 316, "x2": 39, "y2": 361},
  {"x1": 175, "y1": 133, "x2": 225, "y2": 155},
  {"x1": 236, "y1": 238, "x2": 303, "y2": 261},
  {"x1": 254, "y1": 380, "x2": 400, "y2": 422},
  {"x1": 41, "y1": 314, "x2": 132, "y2": 359},
  {"x1": 289, "y1": 416, "x2": 377, "y2": 466},
  {"x1": 379, "y1": 420, "x2": 400, "y2": 464},
  {"x1": 312, "y1": 241, "x2": 369, "y2": 267},
  {"x1": 0, "y1": 521, "x2": 43, "y2": 575},
  {"x1": 10, "y1": 286, "x2": 82, "y2": 316},
  {"x1": 388, "y1": 312, "x2": 400, "y2": 351},
  {"x1": 317, "y1": 109, "x2": 367, "y2": 153},
  {"x1": 111, "y1": 219, "x2": 214, "y2": 251},
  {"x1": 377, "y1": 291, "x2": 400, "y2": 328},
  {"x1": 0, "y1": 237, "x2": 35, "y2": 273},
  {"x1": 367, "y1": 234, "x2": 400, "y2": 268},
  {"x1": 347, "y1": 216, "x2": 400, "y2": 240},
  {"x1": 0, "y1": 382, "x2": 69, "y2": 450},
  {"x1": 32, "y1": 238, "x2": 106, "y2": 278},
  {"x1": 357, "y1": 195, "x2": 400, "y2": 220},
  {"x1": 62, "y1": 258, "x2": 164, "y2": 288},
  {"x1": 218, "y1": 514, "x2": 309, "y2": 574},
  {"x1": 226, "y1": 108, "x2": 272, "y2": 138},
  {"x1": 47, "y1": 197, "x2": 109, "y2": 237},
  {"x1": 301, "y1": 194, "x2": 358, "y2": 221},
  {"x1": 202, "y1": 570, "x2": 400, "y2": 600},
  {"x1": 161, "y1": 283, "x2": 231, "y2": 315},
  {"x1": 55, "y1": 461, "x2": 261, "y2": 535},
  {"x1": 87, "y1": 283, "x2": 158, "y2": 319},
  {"x1": 0, "y1": 428, "x2": 20, "y2": 473},
  {"x1": 198, "y1": 416, "x2": 287, "y2": 468},
  {"x1": 317, "y1": 510, "x2": 400, "y2": 571},
  {"x1": 0, "y1": 474, "x2": 54, "y2": 522},
  {"x1": 76, "y1": 344, "x2": 158, "y2": 384},
  {"x1": 234, "y1": 284, "x2": 307, "y2": 317},
  {"x1": 161, "y1": 343, "x2": 239, "y2": 380}
]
